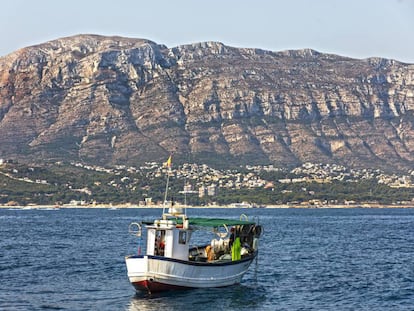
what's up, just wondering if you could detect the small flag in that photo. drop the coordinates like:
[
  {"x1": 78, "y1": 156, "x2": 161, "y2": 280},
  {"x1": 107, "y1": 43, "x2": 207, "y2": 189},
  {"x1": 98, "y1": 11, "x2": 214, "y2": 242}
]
[{"x1": 164, "y1": 155, "x2": 172, "y2": 168}]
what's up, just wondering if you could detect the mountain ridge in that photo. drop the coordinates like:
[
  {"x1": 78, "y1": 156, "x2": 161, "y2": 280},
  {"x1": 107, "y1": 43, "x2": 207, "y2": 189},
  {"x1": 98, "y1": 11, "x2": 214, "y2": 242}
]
[{"x1": 1, "y1": 34, "x2": 414, "y2": 172}]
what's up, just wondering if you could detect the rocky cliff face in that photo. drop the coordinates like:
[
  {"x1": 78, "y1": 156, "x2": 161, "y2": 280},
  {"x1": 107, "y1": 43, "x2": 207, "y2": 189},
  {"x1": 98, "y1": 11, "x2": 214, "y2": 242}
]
[{"x1": 1, "y1": 34, "x2": 414, "y2": 171}]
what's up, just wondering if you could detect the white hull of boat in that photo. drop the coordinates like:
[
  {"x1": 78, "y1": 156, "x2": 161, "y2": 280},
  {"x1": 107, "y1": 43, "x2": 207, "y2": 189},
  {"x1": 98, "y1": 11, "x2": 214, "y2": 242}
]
[{"x1": 125, "y1": 254, "x2": 256, "y2": 292}]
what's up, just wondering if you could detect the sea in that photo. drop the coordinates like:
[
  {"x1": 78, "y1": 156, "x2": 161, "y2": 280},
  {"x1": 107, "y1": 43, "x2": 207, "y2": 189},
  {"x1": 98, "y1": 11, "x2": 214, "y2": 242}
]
[{"x1": 0, "y1": 207, "x2": 413, "y2": 311}]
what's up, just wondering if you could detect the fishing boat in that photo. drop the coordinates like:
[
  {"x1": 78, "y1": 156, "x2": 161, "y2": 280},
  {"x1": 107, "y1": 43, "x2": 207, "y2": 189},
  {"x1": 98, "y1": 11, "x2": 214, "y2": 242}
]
[{"x1": 125, "y1": 156, "x2": 263, "y2": 293}]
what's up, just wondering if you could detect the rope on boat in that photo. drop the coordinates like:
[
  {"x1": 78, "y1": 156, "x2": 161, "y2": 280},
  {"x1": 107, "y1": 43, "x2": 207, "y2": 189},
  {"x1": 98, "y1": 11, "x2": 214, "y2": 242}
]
[{"x1": 128, "y1": 222, "x2": 142, "y2": 237}]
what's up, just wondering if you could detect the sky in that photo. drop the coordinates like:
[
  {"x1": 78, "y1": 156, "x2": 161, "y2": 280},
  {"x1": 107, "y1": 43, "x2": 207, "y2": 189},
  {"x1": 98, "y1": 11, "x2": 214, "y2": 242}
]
[{"x1": 1, "y1": 0, "x2": 414, "y2": 63}]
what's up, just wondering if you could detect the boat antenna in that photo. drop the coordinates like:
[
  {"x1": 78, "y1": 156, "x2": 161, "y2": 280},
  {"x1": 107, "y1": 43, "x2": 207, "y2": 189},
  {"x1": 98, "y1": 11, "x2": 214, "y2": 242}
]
[{"x1": 183, "y1": 151, "x2": 191, "y2": 216}]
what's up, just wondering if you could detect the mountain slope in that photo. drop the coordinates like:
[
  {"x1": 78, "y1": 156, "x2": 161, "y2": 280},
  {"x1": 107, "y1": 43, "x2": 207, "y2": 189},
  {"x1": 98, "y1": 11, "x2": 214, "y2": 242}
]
[{"x1": 1, "y1": 34, "x2": 414, "y2": 171}]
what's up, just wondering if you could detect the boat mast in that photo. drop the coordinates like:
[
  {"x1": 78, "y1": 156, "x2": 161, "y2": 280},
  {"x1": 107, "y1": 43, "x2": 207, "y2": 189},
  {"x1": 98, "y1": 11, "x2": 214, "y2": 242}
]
[
  {"x1": 162, "y1": 155, "x2": 172, "y2": 215},
  {"x1": 162, "y1": 170, "x2": 170, "y2": 215},
  {"x1": 183, "y1": 177, "x2": 187, "y2": 215}
]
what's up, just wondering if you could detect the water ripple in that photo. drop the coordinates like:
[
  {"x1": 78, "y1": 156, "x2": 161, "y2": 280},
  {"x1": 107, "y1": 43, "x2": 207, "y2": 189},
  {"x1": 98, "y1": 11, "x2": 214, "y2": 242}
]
[{"x1": 0, "y1": 208, "x2": 413, "y2": 310}]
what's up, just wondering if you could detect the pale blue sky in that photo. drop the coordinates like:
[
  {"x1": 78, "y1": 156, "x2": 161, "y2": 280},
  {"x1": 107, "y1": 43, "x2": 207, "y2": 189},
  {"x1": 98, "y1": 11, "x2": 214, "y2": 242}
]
[{"x1": 1, "y1": 0, "x2": 413, "y2": 63}]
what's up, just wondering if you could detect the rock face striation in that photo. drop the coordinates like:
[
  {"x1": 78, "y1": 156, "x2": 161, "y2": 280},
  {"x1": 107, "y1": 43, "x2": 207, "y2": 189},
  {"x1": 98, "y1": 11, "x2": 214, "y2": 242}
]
[{"x1": 1, "y1": 34, "x2": 414, "y2": 171}]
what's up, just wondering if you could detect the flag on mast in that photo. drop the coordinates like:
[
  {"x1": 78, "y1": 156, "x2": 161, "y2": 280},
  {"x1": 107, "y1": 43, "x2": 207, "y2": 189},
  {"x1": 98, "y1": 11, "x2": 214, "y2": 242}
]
[{"x1": 164, "y1": 155, "x2": 172, "y2": 168}]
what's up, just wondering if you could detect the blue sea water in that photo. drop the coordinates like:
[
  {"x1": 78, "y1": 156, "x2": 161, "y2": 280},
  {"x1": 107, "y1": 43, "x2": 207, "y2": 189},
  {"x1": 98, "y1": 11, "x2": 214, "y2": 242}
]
[{"x1": 0, "y1": 207, "x2": 413, "y2": 310}]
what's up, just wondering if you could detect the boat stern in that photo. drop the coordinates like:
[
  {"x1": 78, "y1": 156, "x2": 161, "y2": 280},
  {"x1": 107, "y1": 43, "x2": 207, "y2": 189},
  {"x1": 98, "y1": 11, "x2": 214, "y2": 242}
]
[
  {"x1": 125, "y1": 255, "x2": 149, "y2": 284},
  {"x1": 125, "y1": 255, "x2": 191, "y2": 293}
]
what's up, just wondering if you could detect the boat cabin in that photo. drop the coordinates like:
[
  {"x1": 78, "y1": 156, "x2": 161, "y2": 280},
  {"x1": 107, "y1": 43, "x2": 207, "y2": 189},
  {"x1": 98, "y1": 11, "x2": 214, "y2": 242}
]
[{"x1": 146, "y1": 218, "x2": 191, "y2": 261}]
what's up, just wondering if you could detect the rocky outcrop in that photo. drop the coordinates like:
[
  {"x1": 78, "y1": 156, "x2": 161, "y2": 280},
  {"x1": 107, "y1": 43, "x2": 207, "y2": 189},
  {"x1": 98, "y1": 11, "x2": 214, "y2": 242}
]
[{"x1": 1, "y1": 34, "x2": 414, "y2": 171}]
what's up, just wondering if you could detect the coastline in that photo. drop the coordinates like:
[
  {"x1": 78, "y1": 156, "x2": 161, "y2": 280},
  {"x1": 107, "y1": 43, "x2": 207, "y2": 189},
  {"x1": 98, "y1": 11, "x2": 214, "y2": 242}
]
[{"x1": 1, "y1": 203, "x2": 414, "y2": 209}]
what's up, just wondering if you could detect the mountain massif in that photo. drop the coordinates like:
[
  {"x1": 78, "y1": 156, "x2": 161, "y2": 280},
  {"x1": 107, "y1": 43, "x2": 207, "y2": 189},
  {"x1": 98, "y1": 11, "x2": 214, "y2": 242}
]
[{"x1": 1, "y1": 34, "x2": 414, "y2": 171}]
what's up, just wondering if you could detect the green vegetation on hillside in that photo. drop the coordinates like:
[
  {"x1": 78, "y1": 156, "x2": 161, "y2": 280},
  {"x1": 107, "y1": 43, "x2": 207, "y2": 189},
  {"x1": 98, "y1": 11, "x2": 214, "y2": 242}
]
[{"x1": 1, "y1": 162, "x2": 414, "y2": 206}]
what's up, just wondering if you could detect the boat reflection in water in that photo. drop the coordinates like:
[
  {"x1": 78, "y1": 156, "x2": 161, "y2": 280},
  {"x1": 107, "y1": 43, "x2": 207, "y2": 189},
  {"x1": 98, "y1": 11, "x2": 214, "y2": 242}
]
[{"x1": 126, "y1": 283, "x2": 264, "y2": 311}]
